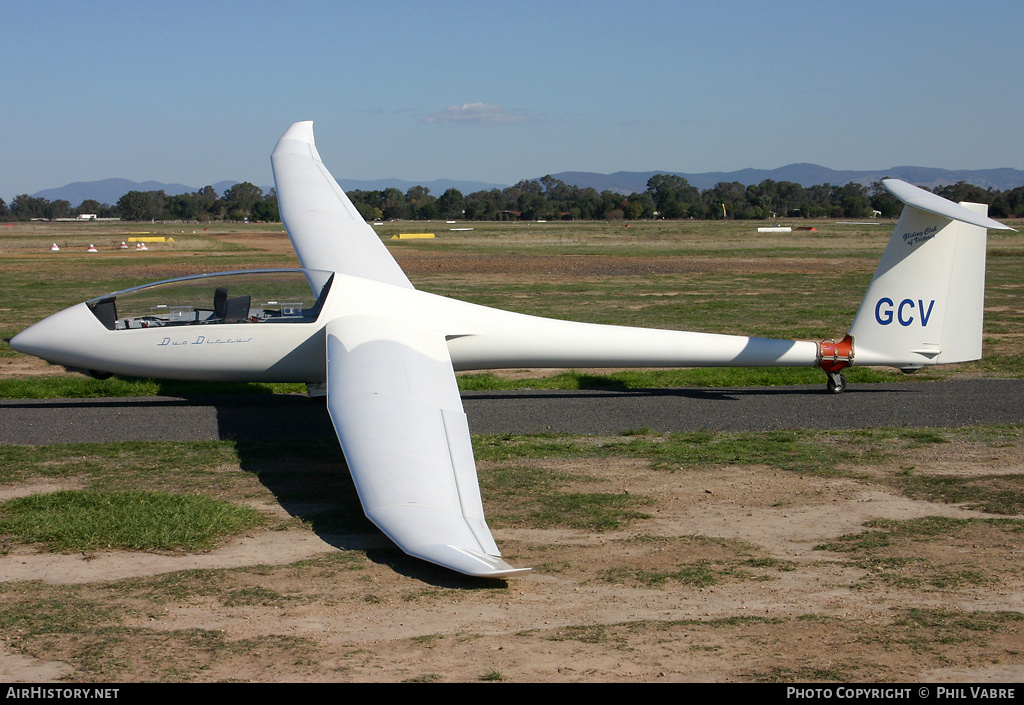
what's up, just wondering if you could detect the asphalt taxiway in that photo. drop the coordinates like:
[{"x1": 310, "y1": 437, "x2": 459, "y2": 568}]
[{"x1": 1, "y1": 379, "x2": 1021, "y2": 446}]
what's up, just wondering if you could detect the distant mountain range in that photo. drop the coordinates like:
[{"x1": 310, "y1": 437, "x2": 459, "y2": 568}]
[
  {"x1": 32, "y1": 179, "x2": 248, "y2": 207},
  {"x1": 545, "y1": 164, "x2": 1024, "y2": 194},
  {"x1": 29, "y1": 177, "x2": 505, "y2": 206},
  {"x1": 29, "y1": 164, "x2": 1024, "y2": 205},
  {"x1": 336, "y1": 178, "x2": 507, "y2": 196}
]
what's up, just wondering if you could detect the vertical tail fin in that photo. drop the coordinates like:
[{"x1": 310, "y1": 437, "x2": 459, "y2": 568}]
[{"x1": 848, "y1": 179, "x2": 1013, "y2": 370}]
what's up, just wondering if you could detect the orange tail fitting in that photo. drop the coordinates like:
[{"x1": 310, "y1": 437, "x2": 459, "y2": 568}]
[
  {"x1": 817, "y1": 334, "x2": 853, "y2": 373},
  {"x1": 817, "y1": 334, "x2": 853, "y2": 393}
]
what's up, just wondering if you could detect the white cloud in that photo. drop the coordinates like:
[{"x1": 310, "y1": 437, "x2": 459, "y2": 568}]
[{"x1": 423, "y1": 102, "x2": 530, "y2": 125}]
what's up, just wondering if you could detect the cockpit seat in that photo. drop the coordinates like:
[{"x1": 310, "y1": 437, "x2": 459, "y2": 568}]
[
  {"x1": 222, "y1": 295, "x2": 251, "y2": 323},
  {"x1": 213, "y1": 287, "x2": 229, "y2": 319}
]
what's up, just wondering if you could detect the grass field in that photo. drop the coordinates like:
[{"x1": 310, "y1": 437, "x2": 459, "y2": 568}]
[
  {"x1": 3, "y1": 216, "x2": 1024, "y2": 392},
  {"x1": 3, "y1": 218, "x2": 1024, "y2": 682}
]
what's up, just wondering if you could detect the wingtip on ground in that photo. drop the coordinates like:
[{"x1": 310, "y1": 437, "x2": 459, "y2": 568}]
[{"x1": 412, "y1": 544, "x2": 532, "y2": 578}]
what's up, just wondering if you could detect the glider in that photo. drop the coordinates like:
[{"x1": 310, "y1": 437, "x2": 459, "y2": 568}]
[{"x1": 11, "y1": 122, "x2": 1014, "y2": 578}]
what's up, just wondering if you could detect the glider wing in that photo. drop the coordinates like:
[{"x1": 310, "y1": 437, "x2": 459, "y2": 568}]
[
  {"x1": 325, "y1": 315, "x2": 530, "y2": 578},
  {"x1": 271, "y1": 121, "x2": 413, "y2": 288}
]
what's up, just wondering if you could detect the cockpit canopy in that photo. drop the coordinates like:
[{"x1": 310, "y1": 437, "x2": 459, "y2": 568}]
[{"x1": 86, "y1": 269, "x2": 334, "y2": 331}]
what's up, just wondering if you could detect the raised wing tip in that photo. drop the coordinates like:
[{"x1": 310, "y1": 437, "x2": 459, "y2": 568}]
[
  {"x1": 272, "y1": 121, "x2": 322, "y2": 164},
  {"x1": 883, "y1": 178, "x2": 1015, "y2": 231},
  {"x1": 279, "y1": 121, "x2": 315, "y2": 145}
]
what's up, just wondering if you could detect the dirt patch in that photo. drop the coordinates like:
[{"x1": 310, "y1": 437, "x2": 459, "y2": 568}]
[
  {"x1": 2, "y1": 442, "x2": 1023, "y2": 683},
  {"x1": 0, "y1": 356, "x2": 67, "y2": 377}
]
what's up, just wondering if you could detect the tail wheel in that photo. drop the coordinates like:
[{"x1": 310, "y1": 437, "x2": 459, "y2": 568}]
[{"x1": 825, "y1": 372, "x2": 846, "y2": 394}]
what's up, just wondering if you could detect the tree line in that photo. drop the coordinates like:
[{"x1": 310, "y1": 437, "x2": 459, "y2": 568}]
[
  {"x1": 0, "y1": 182, "x2": 279, "y2": 222},
  {"x1": 346, "y1": 177, "x2": 1024, "y2": 221},
  {"x1": 4, "y1": 175, "x2": 1024, "y2": 223}
]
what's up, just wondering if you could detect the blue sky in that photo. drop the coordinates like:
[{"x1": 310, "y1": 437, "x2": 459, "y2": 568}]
[{"x1": 2, "y1": 0, "x2": 1022, "y2": 201}]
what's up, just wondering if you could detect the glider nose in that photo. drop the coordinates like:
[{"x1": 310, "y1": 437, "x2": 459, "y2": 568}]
[
  {"x1": 10, "y1": 316, "x2": 61, "y2": 359},
  {"x1": 10, "y1": 303, "x2": 98, "y2": 365}
]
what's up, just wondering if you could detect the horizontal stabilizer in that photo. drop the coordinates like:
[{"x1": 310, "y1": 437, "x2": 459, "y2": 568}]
[{"x1": 883, "y1": 179, "x2": 1014, "y2": 231}]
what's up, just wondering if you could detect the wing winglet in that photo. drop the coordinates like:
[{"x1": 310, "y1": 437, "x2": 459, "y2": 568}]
[
  {"x1": 275, "y1": 121, "x2": 320, "y2": 160},
  {"x1": 413, "y1": 545, "x2": 532, "y2": 579},
  {"x1": 369, "y1": 505, "x2": 530, "y2": 577}
]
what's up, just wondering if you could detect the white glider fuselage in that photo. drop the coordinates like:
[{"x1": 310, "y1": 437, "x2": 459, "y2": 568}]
[
  {"x1": 337, "y1": 275, "x2": 820, "y2": 370},
  {"x1": 11, "y1": 271, "x2": 819, "y2": 383}
]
